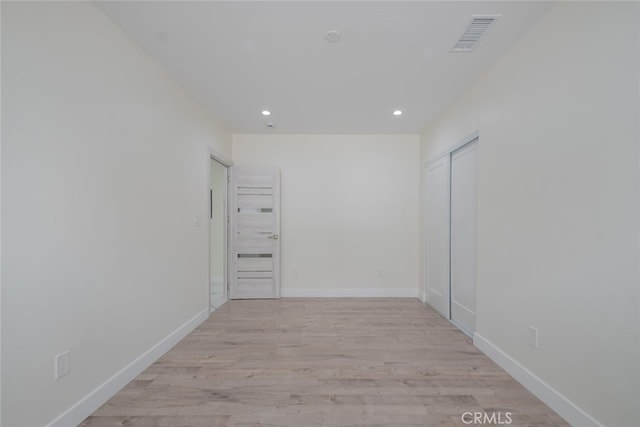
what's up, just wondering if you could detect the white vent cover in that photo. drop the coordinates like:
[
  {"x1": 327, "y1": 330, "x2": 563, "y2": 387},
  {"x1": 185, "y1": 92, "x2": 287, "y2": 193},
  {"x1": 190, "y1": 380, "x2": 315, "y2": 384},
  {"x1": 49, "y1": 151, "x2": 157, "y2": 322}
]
[{"x1": 451, "y1": 15, "x2": 500, "y2": 52}]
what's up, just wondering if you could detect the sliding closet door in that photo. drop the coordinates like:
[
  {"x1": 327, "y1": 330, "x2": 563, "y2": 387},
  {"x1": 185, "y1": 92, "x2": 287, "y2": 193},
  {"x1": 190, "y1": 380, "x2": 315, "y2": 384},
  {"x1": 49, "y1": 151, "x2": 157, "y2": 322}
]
[
  {"x1": 450, "y1": 139, "x2": 478, "y2": 336},
  {"x1": 425, "y1": 156, "x2": 450, "y2": 318}
]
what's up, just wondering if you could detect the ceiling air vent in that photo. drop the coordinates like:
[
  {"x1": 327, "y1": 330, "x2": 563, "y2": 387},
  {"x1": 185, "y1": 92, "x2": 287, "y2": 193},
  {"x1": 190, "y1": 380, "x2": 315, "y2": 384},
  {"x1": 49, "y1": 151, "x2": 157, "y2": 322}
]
[{"x1": 451, "y1": 15, "x2": 500, "y2": 53}]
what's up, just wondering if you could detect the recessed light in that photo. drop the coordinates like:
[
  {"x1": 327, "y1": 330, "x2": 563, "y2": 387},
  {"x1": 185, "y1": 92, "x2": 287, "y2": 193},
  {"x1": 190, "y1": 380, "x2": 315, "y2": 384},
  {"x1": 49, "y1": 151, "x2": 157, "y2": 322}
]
[
  {"x1": 261, "y1": 110, "x2": 271, "y2": 116},
  {"x1": 325, "y1": 31, "x2": 341, "y2": 43},
  {"x1": 393, "y1": 110, "x2": 403, "y2": 116}
]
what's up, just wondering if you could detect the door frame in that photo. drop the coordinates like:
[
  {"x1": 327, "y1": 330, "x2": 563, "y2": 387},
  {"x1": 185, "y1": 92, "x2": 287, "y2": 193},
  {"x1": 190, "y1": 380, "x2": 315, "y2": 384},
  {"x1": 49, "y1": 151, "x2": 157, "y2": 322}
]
[
  {"x1": 423, "y1": 131, "x2": 479, "y2": 337},
  {"x1": 208, "y1": 149, "x2": 232, "y2": 313}
]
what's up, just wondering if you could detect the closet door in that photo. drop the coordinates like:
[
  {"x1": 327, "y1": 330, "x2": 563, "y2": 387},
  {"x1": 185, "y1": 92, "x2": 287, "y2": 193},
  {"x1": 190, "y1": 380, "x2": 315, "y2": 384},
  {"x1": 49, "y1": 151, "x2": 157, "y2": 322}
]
[
  {"x1": 425, "y1": 156, "x2": 450, "y2": 318},
  {"x1": 450, "y1": 139, "x2": 478, "y2": 336}
]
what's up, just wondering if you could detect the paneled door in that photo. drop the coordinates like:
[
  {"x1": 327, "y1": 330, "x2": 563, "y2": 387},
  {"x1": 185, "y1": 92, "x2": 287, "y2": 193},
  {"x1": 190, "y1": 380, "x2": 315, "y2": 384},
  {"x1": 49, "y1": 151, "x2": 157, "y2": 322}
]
[
  {"x1": 450, "y1": 139, "x2": 478, "y2": 336},
  {"x1": 229, "y1": 167, "x2": 281, "y2": 299},
  {"x1": 425, "y1": 155, "x2": 451, "y2": 318}
]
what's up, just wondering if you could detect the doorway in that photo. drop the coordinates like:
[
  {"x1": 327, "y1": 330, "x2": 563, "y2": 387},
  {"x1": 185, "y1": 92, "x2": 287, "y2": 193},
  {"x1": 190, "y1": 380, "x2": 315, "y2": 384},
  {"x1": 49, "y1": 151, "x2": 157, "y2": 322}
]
[
  {"x1": 228, "y1": 167, "x2": 281, "y2": 299},
  {"x1": 210, "y1": 157, "x2": 228, "y2": 311}
]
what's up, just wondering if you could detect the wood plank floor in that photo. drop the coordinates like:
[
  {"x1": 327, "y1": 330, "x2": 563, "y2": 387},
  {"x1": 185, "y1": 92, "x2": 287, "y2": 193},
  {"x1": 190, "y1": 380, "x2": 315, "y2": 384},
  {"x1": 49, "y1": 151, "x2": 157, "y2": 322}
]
[{"x1": 80, "y1": 299, "x2": 567, "y2": 426}]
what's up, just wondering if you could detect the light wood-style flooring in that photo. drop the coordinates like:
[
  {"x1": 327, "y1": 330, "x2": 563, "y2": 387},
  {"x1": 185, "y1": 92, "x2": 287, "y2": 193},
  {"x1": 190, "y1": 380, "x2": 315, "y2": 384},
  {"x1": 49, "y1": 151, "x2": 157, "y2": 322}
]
[{"x1": 80, "y1": 298, "x2": 567, "y2": 426}]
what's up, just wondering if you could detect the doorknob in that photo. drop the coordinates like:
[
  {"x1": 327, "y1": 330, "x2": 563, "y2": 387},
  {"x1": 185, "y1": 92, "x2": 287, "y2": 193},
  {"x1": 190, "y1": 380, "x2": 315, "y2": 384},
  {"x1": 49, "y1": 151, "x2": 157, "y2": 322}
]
[{"x1": 268, "y1": 235, "x2": 279, "y2": 240}]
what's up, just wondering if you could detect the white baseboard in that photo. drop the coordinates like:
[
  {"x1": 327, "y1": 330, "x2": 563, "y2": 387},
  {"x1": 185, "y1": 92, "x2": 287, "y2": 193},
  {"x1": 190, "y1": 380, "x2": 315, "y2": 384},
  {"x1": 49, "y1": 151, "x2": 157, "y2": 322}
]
[
  {"x1": 418, "y1": 290, "x2": 426, "y2": 303},
  {"x1": 47, "y1": 308, "x2": 209, "y2": 427},
  {"x1": 473, "y1": 333, "x2": 602, "y2": 427},
  {"x1": 281, "y1": 288, "x2": 418, "y2": 298}
]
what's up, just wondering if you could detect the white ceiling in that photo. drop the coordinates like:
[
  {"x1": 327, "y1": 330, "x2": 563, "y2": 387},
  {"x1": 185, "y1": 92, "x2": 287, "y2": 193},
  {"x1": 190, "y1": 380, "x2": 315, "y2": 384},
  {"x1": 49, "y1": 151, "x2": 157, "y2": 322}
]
[{"x1": 96, "y1": 1, "x2": 554, "y2": 134}]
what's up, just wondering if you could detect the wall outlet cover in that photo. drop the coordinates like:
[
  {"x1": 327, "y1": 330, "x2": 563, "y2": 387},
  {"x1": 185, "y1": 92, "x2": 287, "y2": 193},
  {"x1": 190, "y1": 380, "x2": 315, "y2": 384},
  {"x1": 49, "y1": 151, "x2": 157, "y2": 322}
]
[
  {"x1": 55, "y1": 351, "x2": 70, "y2": 380},
  {"x1": 527, "y1": 326, "x2": 538, "y2": 348}
]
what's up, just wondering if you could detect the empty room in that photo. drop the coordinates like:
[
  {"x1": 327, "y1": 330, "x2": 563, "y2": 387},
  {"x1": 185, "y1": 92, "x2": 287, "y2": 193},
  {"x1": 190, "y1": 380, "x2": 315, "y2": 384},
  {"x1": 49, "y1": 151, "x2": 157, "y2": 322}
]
[{"x1": 1, "y1": 1, "x2": 639, "y2": 426}]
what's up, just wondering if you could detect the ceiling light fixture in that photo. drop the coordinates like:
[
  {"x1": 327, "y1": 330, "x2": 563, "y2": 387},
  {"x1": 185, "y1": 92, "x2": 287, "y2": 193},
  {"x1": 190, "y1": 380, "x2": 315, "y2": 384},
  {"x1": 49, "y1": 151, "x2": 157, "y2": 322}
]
[
  {"x1": 393, "y1": 110, "x2": 403, "y2": 116},
  {"x1": 325, "y1": 30, "x2": 341, "y2": 43},
  {"x1": 261, "y1": 110, "x2": 271, "y2": 116}
]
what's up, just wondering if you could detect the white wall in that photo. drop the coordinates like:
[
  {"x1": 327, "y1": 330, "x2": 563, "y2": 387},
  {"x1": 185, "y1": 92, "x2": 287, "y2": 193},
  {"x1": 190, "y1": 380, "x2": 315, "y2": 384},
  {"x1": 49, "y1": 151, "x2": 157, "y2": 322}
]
[
  {"x1": 0, "y1": 3, "x2": 3, "y2": 423},
  {"x1": 233, "y1": 134, "x2": 420, "y2": 297},
  {"x1": 420, "y1": 2, "x2": 639, "y2": 426},
  {"x1": 1, "y1": 2, "x2": 231, "y2": 426}
]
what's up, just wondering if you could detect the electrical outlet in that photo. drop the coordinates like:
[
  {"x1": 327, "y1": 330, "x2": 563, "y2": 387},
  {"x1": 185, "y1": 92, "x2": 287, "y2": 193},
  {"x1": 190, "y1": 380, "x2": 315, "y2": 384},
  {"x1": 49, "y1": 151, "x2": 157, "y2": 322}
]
[
  {"x1": 527, "y1": 326, "x2": 538, "y2": 348},
  {"x1": 193, "y1": 215, "x2": 201, "y2": 227},
  {"x1": 55, "y1": 351, "x2": 70, "y2": 380}
]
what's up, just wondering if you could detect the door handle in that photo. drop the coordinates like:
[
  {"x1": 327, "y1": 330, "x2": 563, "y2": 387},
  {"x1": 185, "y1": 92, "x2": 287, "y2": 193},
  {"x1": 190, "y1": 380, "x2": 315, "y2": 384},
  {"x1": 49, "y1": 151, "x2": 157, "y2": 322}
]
[{"x1": 268, "y1": 235, "x2": 279, "y2": 240}]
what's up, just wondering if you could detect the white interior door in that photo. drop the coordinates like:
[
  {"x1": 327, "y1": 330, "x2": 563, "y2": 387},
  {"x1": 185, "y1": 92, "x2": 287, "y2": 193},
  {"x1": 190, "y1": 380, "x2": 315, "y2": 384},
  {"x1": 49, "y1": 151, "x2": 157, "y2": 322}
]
[
  {"x1": 425, "y1": 156, "x2": 450, "y2": 318},
  {"x1": 450, "y1": 139, "x2": 478, "y2": 336},
  {"x1": 229, "y1": 167, "x2": 281, "y2": 299}
]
